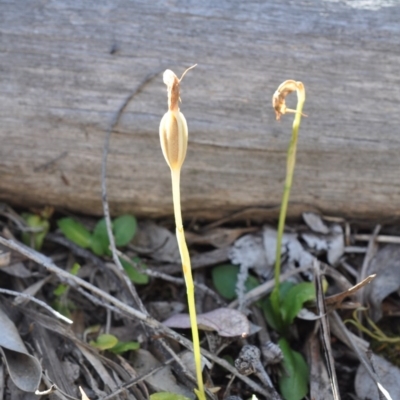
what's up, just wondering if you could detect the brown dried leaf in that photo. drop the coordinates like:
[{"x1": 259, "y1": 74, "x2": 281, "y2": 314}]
[
  {"x1": 0, "y1": 308, "x2": 41, "y2": 392},
  {"x1": 132, "y1": 349, "x2": 195, "y2": 399},
  {"x1": 0, "y1": 262, "x2": 33, "y2": 278},
  {"x1": 365, "y1": 244, "x2": 400, "y2": 321},
  {"x1": 355, "y1": 354, "x2": 398, "y2": 400},
  {"x1": 163, "y1": 308, "x2": 251, "y2": 337},
  {"x1": 185, "y1": 227, "x2": 257, "y2": 248},
  {"x1": 132, "y1": 221, "x2": 180, "y2": 263},
  {"x1": 302, "y1": 212, "x2": 330, "y2": 234}
]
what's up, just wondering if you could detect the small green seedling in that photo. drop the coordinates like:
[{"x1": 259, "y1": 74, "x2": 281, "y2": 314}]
[
  {"x1": 21, "y1": 211, "x2": 51, "y2": 250},
  {"x1": 52, "y1": 262, "x2": 81, "y2": 318},
  {"x1": 58, "y1": 214, "x2": 137, "y2": 256},
  {"x1": 159, "y1": 65, "x2": 205, "y2": 400},
  {"x1": 263, "y1": 281, "x2": 315, "y2": 333},
  {"x1": 57, "y1": 215, "x2": 148, "y2": 284},
  {"x1": 89, "y1": 333, "x2": 140, "y2": 354}
]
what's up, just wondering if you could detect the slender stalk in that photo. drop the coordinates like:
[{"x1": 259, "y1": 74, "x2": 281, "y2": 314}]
[
  {"x1": 159, "y1": 66, "x2": 205, "y2": 399},
  {"x1": 171, "y1": 169, "x2": 205, "y2": 400},
  {"x1": 271, "y1": 82, "x2": 306, "y2": 316}
]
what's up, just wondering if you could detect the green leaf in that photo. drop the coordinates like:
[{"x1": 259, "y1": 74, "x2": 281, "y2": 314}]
[
  {"x1": 90, "y1": 235, "x2": 106, "y2": 256},
  {"x1": 120, "y1": 257, "x2": 149, "y2": 285},
  {"x1": 109, "y1": 340, "x2": 140, "y2": 354},
  {"x1": 149, "y1": 393, "x2": 192, "y2": 400},
  {"x1": 212, "y1": 264, "x2": 238, "y2": 299},
  {"x1": 211, "y1": 264, "x2": 260, "y2": 300},
  {"x1": 90, "y1": 334, "x2": 119, "y2": 351},
  {"x1": 53, "y1": 284, "x2": 68, "y2": 297},
  {"x1": 278, "y1": 338, "x2": 309, "y2": 400},
  {"x1": 262, "y1": 281, "x2": 295, "y2": 332},
  {"x1": 54, "y1": 262, "x2": 80, "y2": 298},
  {"x1": 222, "y1": 354, "x2": 234, "y2": 366},
  {"x1": 91, "y1": 218, "x2": 110, "y2": 255},
  {"x1": 281, "y1": 282, "x2": 315, "y2": 326},
  {"x1": 70, "y1": 262, "x2": 81, "y2": 276},
  {"x1": 57, "y1": 218, "x2": 92, "y2": 248},
  {"x1": 262, "y1": 296, "x2": 282, "y2": 332},
  {"x1": 113, "y1": 215, "x2": 137, "y2": 247}
]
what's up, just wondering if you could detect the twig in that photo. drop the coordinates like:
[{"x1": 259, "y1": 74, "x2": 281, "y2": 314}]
[
  {"x1": 46, "y1": 233, "x2": 123, "y2": 291},
  {"x1": 101, "y1": 361, "x2": 175, "y2": 400},
  {"x1": 116, "y1": 249, "x2": 224, "y2": 306},
  {"x1": 354, "y1": 233, "x2": 400, "y2": 244},
  {"x1": 313, "y1": 260, "x2": 340, "y2": 400},
  {"x1": 0, "y1": 204, "x2": 42, "y2": 233},
  {"x1": 38, "y1": 373, "x2": 78, "y2": 400},
  {"x1": 228, "y1": 264, "x2": 312, "y2": 309},
  {"x1": 0, "y1": 288, "x2": 72, "y2": 324},
  {"x1": 101, "y1": 69, "x2": 162, "y2": 313},
  {"x1": 330, "y1": 312, "x2": 393, "y2": 400},
  {"x1": 0, "y1": 236, "x2": 268, "y2": 397},
  {"x1": 308, "y1": 269, "x2": 376, "y2": 310},
  {"x1": 359, "y1": 226, "x2": 380, "y2": 284},
  {"x1": 357, "y1": 225, "x2": 380, "y2": 313}
]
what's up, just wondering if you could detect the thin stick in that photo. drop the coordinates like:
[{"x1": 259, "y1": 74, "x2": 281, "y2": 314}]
[
  {"x1": 115, "y1": 249, "x2": 224, "y2": 305},
  {"x1": 313, "y1": 260, "x2": 340, "y2": 400},
  {"x1": 0, "y1": 288, "x2": 72, "y2": 324},
  {"x1": 354, "y1": 233, "x2": 400, "y2": 244},
  {"x1": 101, "y1": 70, "x2": 161, "y2": 313},
  {"x1": 330, "y1": 312, "x2": 393, "y2": 400},
  {"x1": 228, "y1": 263, "x2": 311, "y2": 309}
]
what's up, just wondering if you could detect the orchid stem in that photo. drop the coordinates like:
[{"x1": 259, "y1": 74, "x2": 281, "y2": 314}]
[
  {"x1": 271, "y1": 84, "x2": 306, "y2": 316},
  {"x1": 171, "y1": 168, "x2": 205, "y2": 400}
]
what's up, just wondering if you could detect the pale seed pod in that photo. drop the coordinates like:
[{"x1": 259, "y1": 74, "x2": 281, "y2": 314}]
[
  {"x1": 159, "y1": 66, "x2": 196, "y2": 171},
  {"x1": 159, "y1": 109, "x2": 188, "y2": 171}
]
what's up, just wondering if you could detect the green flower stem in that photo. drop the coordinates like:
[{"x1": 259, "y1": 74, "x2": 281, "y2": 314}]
[
  {"x1": 171, "y1": 168, "x2": 205, "y2": 400},
  {"x1": 271, "y1": 84, "x2": 306, "y2": 317}
]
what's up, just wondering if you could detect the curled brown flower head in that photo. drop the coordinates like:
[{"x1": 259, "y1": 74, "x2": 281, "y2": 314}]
[
  {"x1": 163, "y1": 65, "x2": 197, "y2": 112},
  {"x1": 272, "y1": 80, "x2": 306, "y2": 121},
  {"x1": 163, "y1": 69, "x2": 180, "y2": 112}
]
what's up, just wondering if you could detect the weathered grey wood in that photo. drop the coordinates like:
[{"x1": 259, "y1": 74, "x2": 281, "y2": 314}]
[{"x1": 1, "y1": 0, "x2": 400, "y2": 220}]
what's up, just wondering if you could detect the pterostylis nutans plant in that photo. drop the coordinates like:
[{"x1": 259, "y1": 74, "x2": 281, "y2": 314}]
[
  {"x1": 270, "y1": 80, "x2": 306, "y2": 319},
  {"x1": 159, "y1": 65, "x2": 206, "y2": 400}
]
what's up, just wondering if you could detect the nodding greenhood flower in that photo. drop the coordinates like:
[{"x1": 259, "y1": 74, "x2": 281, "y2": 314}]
[{"x1": 159, "y1": 66, "x2": 196, "y2": 172}]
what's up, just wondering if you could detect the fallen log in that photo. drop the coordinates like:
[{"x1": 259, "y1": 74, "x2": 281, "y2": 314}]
[{"x1": 1, "y1": 0, "x2": 399, "y2": 220}]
